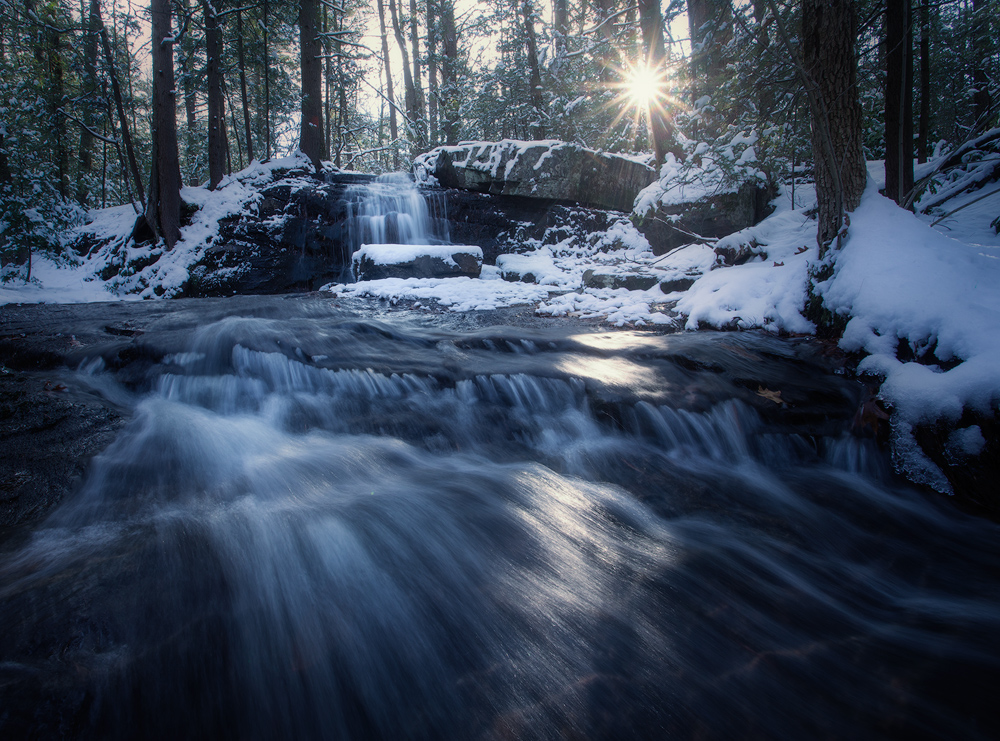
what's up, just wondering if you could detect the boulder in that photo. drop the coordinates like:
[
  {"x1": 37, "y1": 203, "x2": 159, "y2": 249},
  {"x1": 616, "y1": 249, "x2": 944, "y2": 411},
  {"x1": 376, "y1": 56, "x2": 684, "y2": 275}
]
[
  {"x1": 416, "y1": 141, "x2": 657, "y2": 213},
  {"x1": 633, "y1": 180, "x2": 776, "y2": 256},
  {"x1": 353, "y1": 244, "x2": 482, "y2": 281},
  {"x1": 659, "y1": 276, "x2": 697, "y2": 294},
  {"x1": 582, "y1": 269, "x2": 660, "y2": 292}
]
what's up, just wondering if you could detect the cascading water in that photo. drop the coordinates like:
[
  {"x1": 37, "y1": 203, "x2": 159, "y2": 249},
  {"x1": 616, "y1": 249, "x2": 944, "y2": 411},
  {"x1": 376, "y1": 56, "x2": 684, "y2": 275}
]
[
  {"x1": 344, "y1": 173, "x2": 451, "y2": 258},
  {"x1": 1, "y1": 298, "x2": 998, "y2": 740}
]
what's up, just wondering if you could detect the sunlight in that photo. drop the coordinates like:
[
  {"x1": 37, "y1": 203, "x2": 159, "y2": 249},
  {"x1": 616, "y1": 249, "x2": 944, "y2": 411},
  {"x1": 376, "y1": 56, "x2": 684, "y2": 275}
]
[{"x1": 625, "y1": 63, "x2": 667, "y2": 110}]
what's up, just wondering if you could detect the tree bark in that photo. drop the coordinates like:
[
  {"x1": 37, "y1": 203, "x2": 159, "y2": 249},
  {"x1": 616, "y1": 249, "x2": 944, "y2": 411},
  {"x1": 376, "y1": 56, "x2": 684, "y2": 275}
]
[
  {"x1": 388, "y1": 0, "x2": 424, "y2": 154},
  {"x1": 177, "y1": 0, "x2": 200, "y2": 185},
  {"x1": 410, "y1": 0, "x2": 425, "y2": 144},
  {"x1": 263, "y1": 0, "x2": 272, "y2": 160},
  {"x1": 521, "y1": 0, "x2": 546, "y2": 139},
  {"x1": 377, "y1": 0, "x2": 400, "y2": 168},
  {"x1": 77, "y1": 0, "x2": 102, "y2": 206},
  {"x1": 885, "y1": 0, "x2": 914, "y2": 205},
  {"x1": 299, "y1": 0, "x2": 325, "y2": 172},
  {"x1": 148, "y1": 0, "x2": 182, "y2": 249},
  {"x1": 98, "y1": 19, "x2": 145, "y2": 208},
  {"x1": 427, "y1": 0, "x2": 439, "y2": 146},
  {"x1": 801, "y1": 0, "x2": 866, "y2": 253},
  {"x1": 916, "y1": 0, "x2": 930, "y2": 163},
  {"x1": 204, "y1": 0, "x2": 226, "y2": 189},
  {"x1": 638, "y1": 0, "x2": 672, "y2": 165},
  {"x1": 439, "y1": 0, "x2": 459, "y2": 145},
  {"x1": 237, "y1": 8, "x2": 254, "y2": 163},
  {"x1": 971, "y1": 0, "x2": 992, "y2": 131},
  {"x1": 686, "y1": 0, "x2": 733, "y2": 133},
  {"x1": 552, "y1": 0, "x2": 568, "y2": 70}
]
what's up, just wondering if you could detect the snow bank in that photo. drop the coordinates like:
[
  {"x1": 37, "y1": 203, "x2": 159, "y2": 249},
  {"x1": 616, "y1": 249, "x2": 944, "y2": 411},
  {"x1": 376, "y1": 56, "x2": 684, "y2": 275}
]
[{"x1": 816, "y1": 184, "x2": 1000, "y2": 491}]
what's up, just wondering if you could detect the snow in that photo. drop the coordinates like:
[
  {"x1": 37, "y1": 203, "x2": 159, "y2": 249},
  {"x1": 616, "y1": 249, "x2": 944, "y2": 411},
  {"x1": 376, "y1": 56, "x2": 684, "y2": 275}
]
[
  {"x1": 354, "y1": 243, "x2": 482, "y2": 268},
  {"x1": 0, "y1": 253, "x2": 137, "y2": 305},
  {"x1": 326, "y1": 275, "x2": 553, "y2": 312},
  {"x1": 674, "y1": 193, "x2": 818, "y2": 334}
]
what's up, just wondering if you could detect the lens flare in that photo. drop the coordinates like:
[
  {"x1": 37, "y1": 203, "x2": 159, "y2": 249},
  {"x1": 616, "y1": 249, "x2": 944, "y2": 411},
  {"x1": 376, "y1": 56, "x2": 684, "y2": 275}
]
[{"x1": 625, "y1": 63, "x2": 667, "y2": 109}]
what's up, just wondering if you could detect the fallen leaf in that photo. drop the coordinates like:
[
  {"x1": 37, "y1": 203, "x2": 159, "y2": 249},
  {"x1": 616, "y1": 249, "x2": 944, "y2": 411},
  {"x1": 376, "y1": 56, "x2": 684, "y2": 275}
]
[
  {"x1": 772, "y1": 261, "x2": 784, "y2": 267},
  {"x1": 756, "y1": 386, "x2": 784, "y2": 404},
  {"x1": 795, "y1": 245, "x2": 809, "y2": 255}
]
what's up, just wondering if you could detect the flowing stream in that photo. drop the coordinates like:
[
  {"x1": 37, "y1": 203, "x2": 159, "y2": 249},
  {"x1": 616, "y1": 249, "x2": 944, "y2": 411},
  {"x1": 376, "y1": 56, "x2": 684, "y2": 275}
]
[{"x1": 1, "y1": 298, "x2": 998, "y2": 740}]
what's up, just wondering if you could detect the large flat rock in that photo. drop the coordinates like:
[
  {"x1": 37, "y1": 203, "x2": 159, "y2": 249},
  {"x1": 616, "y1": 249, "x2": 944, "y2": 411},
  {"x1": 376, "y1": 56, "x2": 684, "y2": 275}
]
[
  {"x1": 415, "y1": 140, "x2": 657, "y2": 213},
  {"x1": 353, "y1": 243, "x2": 483, "y2": 280}
]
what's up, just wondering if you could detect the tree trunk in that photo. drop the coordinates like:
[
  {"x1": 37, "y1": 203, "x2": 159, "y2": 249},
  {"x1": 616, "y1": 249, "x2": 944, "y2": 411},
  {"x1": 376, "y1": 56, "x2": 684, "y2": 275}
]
[
  {"x1": 177, "y1": 0, "x2": 200, "y2": 185},
  {"x1": 148, "y1": 0, "x2": 182, "y2": 249},
  {"x1": 686, "y1": 0, "x2": 733, "y2": 133},
  {"x1": 553, "y1": 0, "x2": 568, "y2": 70},
  {"x1": 638, "y1": 0, "x2": 672, "y2": 165},
  {"x1": 521, "y1": 0, "x2": 546, "y2": 139},
  {"x1": 377, "y1": 0, "x2": 400, "y2": 168},
  {"x1": 801, "y1": 0, "x2": 866, "y2": 254},
  {"x1": 410, "y1": 0, "x2": 425, "y2": 144},
  {"x1": 77, "y1": 0, "x2": 101, "y2": 206},
  {"x1": 916, "y1": 0, "x2": 930, "y2": 163},
  {"x1": 388, "y1": 0, "x2": 424, "y2": 155},
  {"x1": 971, "y1": 0, "x2": 992, "y2": 131},
  {"x1": 263, "y1": 0, "x2": 272, "y2": 160},
  {"x1": 299, "y1": 0, "x2": 325, "y2": 172},
  {"x1": 39, "y1": 5, "x2": 70, "y2": 199},
  {"x1": 595, "y1": 0, "x2": 615, "y2": 82},
  {"x1": 427, "y1": 0, "x2": 439, "y2": 146},
  {"x1": 237, "y1": 8, "x2": 254, "y2": 163},
  {"x1": 439, "y1": 0, "x2": 459, "y2": 145},
  {"x1": 204, "y1": 0, "x2": 226, "y2": 189},
  {"x1": 885, "y1": 0, "x2": 914, "y2": 205},
  {"x1": 98, "y1": 14, "x2": 145, "y2": 208}
]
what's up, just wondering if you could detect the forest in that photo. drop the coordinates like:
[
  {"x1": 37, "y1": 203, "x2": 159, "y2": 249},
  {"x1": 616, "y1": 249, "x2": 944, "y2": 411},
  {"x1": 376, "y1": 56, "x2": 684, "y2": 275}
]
[{"x1": 0, "y1": 0, "x2": 996, "y2": 268}]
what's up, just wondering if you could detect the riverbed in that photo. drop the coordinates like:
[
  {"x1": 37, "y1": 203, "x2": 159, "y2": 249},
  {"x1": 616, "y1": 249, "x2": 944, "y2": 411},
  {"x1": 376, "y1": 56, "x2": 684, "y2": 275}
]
[{"x1": 1, "y1": 294, "x2": 998, "y2": 739}]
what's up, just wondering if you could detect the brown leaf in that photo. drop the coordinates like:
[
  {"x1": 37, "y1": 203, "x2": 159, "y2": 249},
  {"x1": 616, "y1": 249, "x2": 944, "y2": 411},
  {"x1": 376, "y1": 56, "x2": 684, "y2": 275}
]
[
  {"x1": 756, "y1": 386, "x2": 784, "y2": 405},
  {"x1": 795, "y1": 245, "x2": 809, "y2": 255},
  {"x1": 773, "y1": 261, "x2": 784, "y2": 267}
]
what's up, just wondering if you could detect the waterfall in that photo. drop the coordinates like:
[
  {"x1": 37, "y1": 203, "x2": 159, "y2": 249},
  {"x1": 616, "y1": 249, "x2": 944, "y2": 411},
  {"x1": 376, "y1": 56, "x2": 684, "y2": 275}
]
[{"x1": 344, "y1": 173, "x2": 451, "y2": 256}]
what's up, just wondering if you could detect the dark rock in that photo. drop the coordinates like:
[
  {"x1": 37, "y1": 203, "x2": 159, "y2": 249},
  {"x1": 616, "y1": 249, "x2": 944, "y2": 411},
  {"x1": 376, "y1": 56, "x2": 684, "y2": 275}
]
[
  {"x1": 714, "y1": 238, "x2": 767, "y2": 267},
  {"x1": 582, "y1": 269, "x2": 659, "y2": 291},
  {"x1": 634, "y1": 180, "x2": 776, "y2": 256},
  {"x1": 354, "y1": 246, "x2": 482, "y2": 281},
  {"x1": 660, "y1": 277, "x2": 697, "y2": 293},
  {"x1": 420, "y1": 141, "x2": 656, "y2": 213}
]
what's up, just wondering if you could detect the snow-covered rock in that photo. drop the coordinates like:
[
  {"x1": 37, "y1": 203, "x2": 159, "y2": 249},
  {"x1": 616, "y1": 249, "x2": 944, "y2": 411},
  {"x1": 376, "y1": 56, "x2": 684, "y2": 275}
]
[
  {"x1": 353, "y1": 244, "x2": 482, "y2": 281},
  {"x1": 414, "y1": 140, "x2": 656, "y2": 213}
]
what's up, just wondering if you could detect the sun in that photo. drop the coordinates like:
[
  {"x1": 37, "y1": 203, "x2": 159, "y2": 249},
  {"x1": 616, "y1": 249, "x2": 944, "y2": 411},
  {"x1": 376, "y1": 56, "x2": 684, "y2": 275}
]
[{"x1": 624, "y1": 62, "x2": 668, "y2": 110}]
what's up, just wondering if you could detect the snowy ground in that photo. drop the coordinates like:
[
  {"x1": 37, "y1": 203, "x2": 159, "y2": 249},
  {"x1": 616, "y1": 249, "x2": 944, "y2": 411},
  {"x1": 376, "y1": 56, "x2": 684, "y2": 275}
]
[{"x1": 3, "y1": 154, "x2": 999, "y2": 493}]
